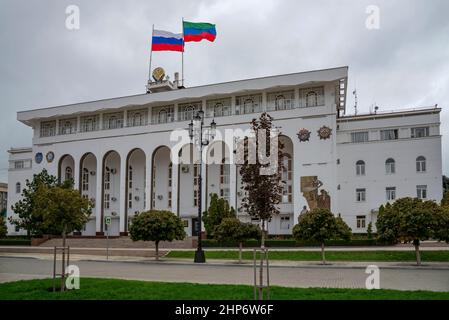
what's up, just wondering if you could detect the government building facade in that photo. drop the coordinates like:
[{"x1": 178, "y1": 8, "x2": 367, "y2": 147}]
[{"x1": 6, "y1": 66, "x2": 443, "y2": 237}]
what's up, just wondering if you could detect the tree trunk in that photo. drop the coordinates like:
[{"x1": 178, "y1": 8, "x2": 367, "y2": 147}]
[
  {"x1": 238, "y1": 242, "x2": 243, "y2": 264},
  {"x1": 155, "y1": 241, "x2": 159, "y2": 261},
  {"x1": 61, "y1": 225, "x2": 67, "y2": 292},
  {"x1": 414, "y1": 239, "x2": 421, "y2": 266},
  {"x1": 321, "y1": 242, "x2": 326, "y2": 265},
  {"x1": 259, "y1": 220, "x2": 265, "y2": 300}
]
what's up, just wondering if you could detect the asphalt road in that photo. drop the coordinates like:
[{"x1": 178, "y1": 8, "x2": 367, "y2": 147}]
[{"x1": 1, "y1": 256, "x2": 449, "y2": 292}]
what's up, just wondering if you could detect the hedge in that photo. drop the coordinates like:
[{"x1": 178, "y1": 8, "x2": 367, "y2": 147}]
[
  {"x1": 0, "y1": 238, "x2": 31, "y2": 246},
  {"x1": 201, "y1": 239, "x2": 381, "y2": 248}
]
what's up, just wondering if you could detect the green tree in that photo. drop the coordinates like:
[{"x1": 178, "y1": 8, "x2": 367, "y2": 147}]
[
  {"x1": 214, "y1": 218, "x2": 261, "y2": 263},
  {"x1": 129, "y1": 210, "x2": 186, "y2": 260},
  {"x1": 202, "y1": 193, "x2": 236, "y2": 238},
  {"x1": 434, "y1": 206, "x2": 449, "y2": 243},
  {"x1": 366, "y1": 222, "x2": 373, "y2": 240},
  {"x1": 33, "y1": 182, "x2": 92, "y2": 291},
  {"x1": 239, "y1": 113, "x2": 284, "y2": 248},
  {"x1": 0, "y1": 216, "x2": 7, "y2": 238},
  {"x1": 8, "y1": 169, "x2": 59, "y2": 236},
  {"x1": 442, "y1": 190, "x2": 449, "y2": 207},
  {"x1": 293, "y1": 208, "x2": 352, "y2": 264},
  {"x1": 376, "y1": 197, "x2": 444, "y2": 265},
  {"x1": 443, "y1": 175, "x2": 449, "y2": 193}
]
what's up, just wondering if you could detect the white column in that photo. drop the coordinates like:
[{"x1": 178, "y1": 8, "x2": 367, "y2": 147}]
[
  {"x1": 229, "y1": 163, "x2": 237, "y2": 211},
  {"x1": 119, "y1": 155, "x2": 127, "y2": 234},
  {"x1": 171, "y1": 161, "x2": 179, "y2": 215},
  {"x1": 95, "y1": 157, "x2": 103, "y2": 234},
  {"x1": 145, "y1": 152, "x2": 152, "y2": 211},
  {"x1": 73, "y1": 156, "x2": 80, "y2": 190}
]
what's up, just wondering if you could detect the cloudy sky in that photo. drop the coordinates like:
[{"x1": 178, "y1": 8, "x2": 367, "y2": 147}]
[{"x1": 0, "y1": 0, "x2": 448, "y2": 182}]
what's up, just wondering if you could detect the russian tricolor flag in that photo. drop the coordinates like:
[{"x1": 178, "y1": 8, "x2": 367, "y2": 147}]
[{"x1": 152, "y1": 29, "x2": 184, "y2": 52}]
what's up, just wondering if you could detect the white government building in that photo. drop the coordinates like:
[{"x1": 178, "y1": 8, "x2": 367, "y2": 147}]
[{"x1": 6, "y1": 66, "x2": 443, "y2": 237}]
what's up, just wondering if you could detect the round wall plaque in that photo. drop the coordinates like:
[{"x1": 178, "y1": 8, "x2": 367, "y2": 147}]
[
  {"x1": 46, "y1": 151, "x2": 55, "y2": 163},
  {"x1": 35, "y1": 152, "x2": 43, "y2": 164}
]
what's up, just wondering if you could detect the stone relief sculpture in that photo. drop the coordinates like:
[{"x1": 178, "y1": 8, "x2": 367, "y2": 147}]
[{"x1": 300, "y1": 176, "x2": 331, "y2": 211}]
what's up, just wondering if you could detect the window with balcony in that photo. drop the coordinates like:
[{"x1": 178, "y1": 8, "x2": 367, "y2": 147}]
[
  {"x1": 151, "y1": 105, "x2": 174, "y2": 124},
  {"x1": 235, "y1": 94, "x2": 262, "y2": 115},
  {"x1": 40, "y1": 120, "x2": 56, "y2": 137},
  {"x1": 385, "y1": 158, "x2": 396, "y2": 174},
  {"x1": 356, "y1": 188, "x2": 366, "y2": 202},
  {"x1": 80, "y1": 115, "x2": 99, "y2": 132},
  {"x1": 351, "y1": 131, "x2": 368, "y2": 143},
  {"x1": 300, "y1": 87, "x2": 324, "y2": 107},
  {"x1": 386, "y1": 187, "x2": 396, "y2": 201},
  {"x1": 59, "y1": 118, "x2": 77, "y2": 135},
  {"x1": 178, "y1": 102, "x2": 201, "y2": 121},
  {"x1": 411, "y1": 127, "x2": 429, "y2": 138},
  {"x1": 206, "y1": 98, "x2": 232, "y2": 118},
  {"x1": 267, "y1": 90, "x2": 295, "y2": 111},
  {"x1": 417, "y1": 185, "x2": 427, "y2": 199},
  {"x1": 416, "y1": 156, "x2": 426, "y2": 172},
  {"x1": 380, "y1": 129, "x2": 399, "y2": 141},
  {"x1": 356, "y1": 160, "x2": 366, "y2": 176},
  {"x1": 127, "y1": 109, "x2": 148, "y2": 127},
  {"x1": 103, "y1": 112, "x2": 124, "y2": 130}
]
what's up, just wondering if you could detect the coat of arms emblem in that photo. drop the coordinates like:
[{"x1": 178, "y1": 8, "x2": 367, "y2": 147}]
[
  {"x1": 317, "y1": 126, "x2": 332, "y2": 140},
  {"x1": 297, "y1": 128, "x2": 311, "y2": 142}
]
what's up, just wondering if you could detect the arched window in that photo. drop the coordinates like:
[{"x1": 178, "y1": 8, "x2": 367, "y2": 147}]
[
  {"x1": 65, "y1": 167, "x2": 73, "y2": 181},
  {"x1": 416, "y1": 156, "x2": 426, "y2": 172},
  {"x1": 356, "y1": 160, "x2": 365, "y2": 176},
  {"x1": 385, "y1": 158, "x2": 396, "y2": 174},
  {"x1": 281, "y1": 154, "x2": 293, "y2": 203},
  {"x1": 185, "y1": 106, "x2": 195, "y2": 120},
  {"x1": 306, "y1": 91, "x2": 318, "y2": 107},
  {"x1": 82, "y1": 168, "x2": 89, "y2": 191},
  {"x1": 15, "y1": 182, "x2": 21, "y2": 194}
]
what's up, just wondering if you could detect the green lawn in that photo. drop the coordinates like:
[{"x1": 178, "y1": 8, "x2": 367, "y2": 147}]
[
  {"x1": 166, "y1": 250, "x2": 449, "y2": 262},
  {"x1": 0, "y1": 278, "x2": 448, "y2": 300}
]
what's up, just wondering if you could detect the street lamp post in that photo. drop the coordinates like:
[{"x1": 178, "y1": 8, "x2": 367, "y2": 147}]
[{"x1": 189, "y1": 110, "x2": 216, "y2": 263}]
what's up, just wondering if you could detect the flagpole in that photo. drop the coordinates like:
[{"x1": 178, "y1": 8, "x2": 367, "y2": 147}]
[
  {"x1": 182, "y1": 17, "x2": 184, "y2": 87},
  {"x1": 149, "y1": 24, "x2": 154, "y2": 83}
]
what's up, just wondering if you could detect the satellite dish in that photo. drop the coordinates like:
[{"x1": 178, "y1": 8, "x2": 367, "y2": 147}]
[{"x1": 152, "y1": 67, "x2": 165, "y2": 82}]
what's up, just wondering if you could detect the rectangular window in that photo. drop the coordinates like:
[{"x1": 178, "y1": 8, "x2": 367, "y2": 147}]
[
  {"x1": 356, "y1": 216, "x2": 366, "y2": 229},
  {"x1": 386, "y1": 187, "x2": 396, "y2": 201},
  {"x1": 103, "y1": 112, "x2": 124, "y2": 130},
  {"x1": 411, "y1": 127, "x2": 429, "y2": 138},
  {"x1": 280, "y1": 216, "x2": 291, "y2": 230},
  {"x1": 14, "y1": 161, "x2": 24, "y2": 169},
  {"x1": 351, "y1": 131, "x2": 369, "y2": 143},
  {"x1": 193, "y1": 164, "x2": 200, "y2": 206},
  {"x1": 151, "y1": 105, "x2": 174, "y2": 124},
  {"x1": 206, "y1": 98, "x2": 232, "y2": 117},
  {"x1": 128, "y1": 193, "x2": 132, "y2": 209},
  {"x1": 127, "y1": 109, "x2": 148, "y2": 127},
  {"x1": 356, "y1": 188, "x2": 366, "y2": 202},
  {"x1": 178, "y1": 102, "x2": 202, "y2": 121},
  {"x1": 380, "y1": 129, "x2": 399, "y2": 141},
  {"x1": 104, "y1": 193, "x2": 110, "y2": 209},
  {"x1": 417, "y1": 185, "x2": 427, "y2": 199}
]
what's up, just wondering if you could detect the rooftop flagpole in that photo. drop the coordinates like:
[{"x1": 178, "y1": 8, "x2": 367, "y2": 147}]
[
  {"x1": 182, "y1": 17, "x2": 185, "y2": 87},
  {"x1": 149, "y1": 24, "x2": 154, "y2": 82}
]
